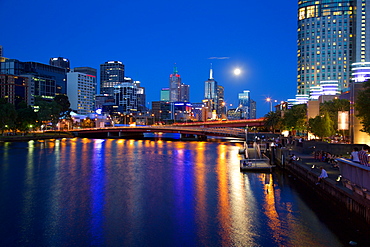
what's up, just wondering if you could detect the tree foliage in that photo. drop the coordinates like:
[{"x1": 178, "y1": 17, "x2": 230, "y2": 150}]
[
  {"x1": 282, "y1": 104, "x2": 307, "y2": 133},
  {"x1": 35, "y1": 100, "x2": 62, "y2": 129},
  {"x1": 320, "y1": 98, "x2": 350, "y2": 130},
  {"x1": 356, "y1": 79, "x2": 370, "y2": 135},
  {"x1": 15, "y1": 102, "x2": 38, "y2": 133},
  {"x1": 53, "y1": 95, "x2": 71, "y2": 119},
  {"x1": 264, "y1": 111, "x2": 282, "y2": 133},
  {"x1": 308, "y1": 113, "x2": 335, "y2": 140},
  {"x1": 0, "y1": 98, "x2": 17, "y2": 133}
]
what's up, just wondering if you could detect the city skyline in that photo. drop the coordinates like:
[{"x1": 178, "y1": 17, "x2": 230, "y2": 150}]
[{"x1": 0, "y1": 0, "x2": 298, "y2": 117}]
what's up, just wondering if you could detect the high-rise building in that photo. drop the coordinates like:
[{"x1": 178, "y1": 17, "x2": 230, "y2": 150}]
[
  {"x1": 0, "y1": 59, "x2": 67, "y2": 96},
  {"x1": 250, "y1": 100, "x2": 257, "y2": 119},
  {"x1": 114, "y1": 82, "x2": 137, "y2": 114},
  {"x1": 204, "y1": 65, "x2": 226, "y2": 118},
  {"x1": 169, "y1": 65, "x2": 182, "y2": 102},
  {"x1": 160, "y1": 88, "x2": 170, "y2": 101},
  {"x1": 0, "y1": 74, "x2": 28, "y2": 105},
  {"x1": 50, "y1": 57, "x2": 70, "y2": 71},
  {"x1": 67, "y1": 70, "x2": 97, "y2": 115},
  {"x1": 74, "y1": 67, "x2": 97, "y2": 77},
  {"x1": 204, "y1": 66, "x2": 218, "y2": 110},
  {"x1": 100, "y1": 61, "x2": 125, "y2": 96},
  {"x1": 297, "y1": 0, "x2": 370, "y2": 96},
  {"x1": 133, "y1": 80, "x2": 147, "y2": 112},
  {"x1": 217, "y1": 85, "x2": 226, "y2": 118},
  {"x1": 238, "y1": 90, "x2": 251, "y2": 119},
  {"x1": 0, "y1": 45, "x2": 3, "y2": 57},
  {"x1": 180, "y1": 83, "x2": 190, "y2": 102}
]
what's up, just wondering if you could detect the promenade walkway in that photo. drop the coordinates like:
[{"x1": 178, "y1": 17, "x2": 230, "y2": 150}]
[
  {"x1": 289, "y1": 150, "x2": 343, "y2": 185},
  {"x1": 279, "y1": 147, "x2": 358, "y2": 199}
]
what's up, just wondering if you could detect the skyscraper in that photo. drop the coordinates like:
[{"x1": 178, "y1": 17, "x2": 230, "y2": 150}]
[
  {"x1": 204, "y1": 65, "x2": 218, "y2": 112},
  {"x1": 50, "y1": 57, "x2": 70, "y2": 71},
  {"x1": 169, "y1": 65, "x2": 181, "y2": 102},
  {"x1": 238, "y1": 90, "x2": 251, "y2": 119},
  {"x1": 100, "y1": 61, "x2": 125, "y2": 96},
  {"x1": 160, "y1": 88, "x2": 170, "y2": 101},
  {"x1": 67, "y1": 70, "x2": 97, "y2": 115},
  {"x1": 297, "y1": 0, "x2": 370, "y2": 96}
]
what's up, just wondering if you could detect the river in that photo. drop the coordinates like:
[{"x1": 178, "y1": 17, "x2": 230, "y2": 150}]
[{"x1": 0, "y1": 138, "x2": 367, "y2": 246}]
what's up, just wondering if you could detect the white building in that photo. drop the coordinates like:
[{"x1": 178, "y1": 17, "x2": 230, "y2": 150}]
[{"x1": 67, "y1": 71, "x2": 97, "y2": 115}]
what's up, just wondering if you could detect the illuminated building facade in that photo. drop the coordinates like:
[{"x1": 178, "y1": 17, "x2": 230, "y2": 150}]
[
  {"x1": 160, "y1": 88, "x2": 170, "y2": 101},
  {"x1": 238, "y1": 90, "x2": 256, "y2": 119},
  {"x1": 0, "y1": 74, "x2": 28, "y2": 105},
  {"x1": 0, "y1": 59, "x2": 67, "y2": 96},
  {"x1": 168, "y1": 65, "x2": 190, "y2": 102},
  {"x1": 169, "y1": 65, "x2": 181, "y2": 102},
  {"x1": 67, "y1": 71, "x2": 97, "y2": 115},
  {"x1": 114, "y1": 82, "x2": 137, "y2": 114},
  {"x1": 297, "y1": 0, "x2": 370, "y2": 96},
  {"x1": 204, "y1": 66, "x2": 218, "y2": 111},
  {"x1": 204, "y1": 66, "x2": 225, "y2": 118},
  {"x1": 100, "y1": 61, "x2": 125, "y2": 96}
]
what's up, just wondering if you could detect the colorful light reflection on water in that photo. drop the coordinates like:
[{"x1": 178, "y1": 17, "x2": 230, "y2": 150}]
[{"x1": 0, "y1": 138, "x2": 348, "y2": 246}]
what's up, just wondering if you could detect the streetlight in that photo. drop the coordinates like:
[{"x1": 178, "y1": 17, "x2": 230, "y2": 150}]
[{"x1": 266, "y1": 97, "x2": 272, "y2": 112}]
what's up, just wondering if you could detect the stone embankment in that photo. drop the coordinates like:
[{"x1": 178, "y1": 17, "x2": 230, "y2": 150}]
[{"x1": 275, "y1": 145, "x2": 370, "y2": 225}]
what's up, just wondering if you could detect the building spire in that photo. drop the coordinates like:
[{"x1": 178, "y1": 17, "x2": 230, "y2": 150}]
[
  {"x1": 173, "y1": 63, "x2": 178, "y2": 74},
  {"x1": 209, "y1": 63, "x2": 213, "y2": 80}
]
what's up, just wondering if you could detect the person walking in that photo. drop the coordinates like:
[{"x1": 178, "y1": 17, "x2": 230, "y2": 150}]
[{"x1": 358, "y1": 145, "x2": 370, "y2": 166}]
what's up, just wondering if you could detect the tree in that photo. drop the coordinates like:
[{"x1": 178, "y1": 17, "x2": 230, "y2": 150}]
[
  {"x1": 356, "y1": 79, "x2": 370, "y2": 135},
  {"x1": 53, "y1": 95, "x2": 71, "y2": 119},
  {"x1": 80, "y1": 118, "x2": 95, "y2": 128},
  {"x1": 35, "y1": 100, "x2": 62, "y2": 129},
  {"x1": 320, "y1": 98, "x2": 350, "y2": 130},
  {"x1": 0, "y1": 98, "x2": 17, "y2": 134},
  {"x1": 308, "y1": 113, "x2": 335, "y2": 140},
  {"x1": 15, "y1": 101, "x2": 38, "y2": 133},
  {"x1": 282, "y1": 104, "x2": 307, "y2": 135},
  {"x1": 264, "y1": 111, "x2": 282, "y2": 133}
]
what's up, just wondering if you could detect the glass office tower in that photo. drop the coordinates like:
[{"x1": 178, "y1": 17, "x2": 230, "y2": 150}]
[{"x1": 100, "y1": 61, "x2": 125, "y2": 96}]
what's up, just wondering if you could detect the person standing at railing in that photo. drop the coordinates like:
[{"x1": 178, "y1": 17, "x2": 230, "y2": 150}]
[
  {"x1": 350, "y1": 147, "x2": 360, "y2": 163},
  {"x1": 358, "y1": 145, "x2": 370, "y2": 166}
]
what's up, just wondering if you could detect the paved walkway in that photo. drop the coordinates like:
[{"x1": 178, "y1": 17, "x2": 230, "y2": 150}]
[{"x1": 288, "y1": 148, "x2": 343, "y2": 185}]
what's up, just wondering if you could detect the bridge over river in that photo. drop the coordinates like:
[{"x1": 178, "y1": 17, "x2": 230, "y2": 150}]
[{"x1": 71, "y1": 126, "x2": 248, "y2": 140}]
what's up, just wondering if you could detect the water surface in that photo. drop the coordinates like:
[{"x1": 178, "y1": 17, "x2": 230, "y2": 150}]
[{"x1": 0, "y1": 138, "x2": 360, "y2": 246}]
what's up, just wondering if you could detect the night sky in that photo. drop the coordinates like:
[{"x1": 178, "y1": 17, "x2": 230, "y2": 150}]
[{"x1": 0, "y1": 0, "x2": 298, "y2": 117}]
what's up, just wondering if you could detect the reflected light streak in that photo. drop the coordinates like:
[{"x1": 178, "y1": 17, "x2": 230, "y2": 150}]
[
  {"x1": 216, "y1": 144, "x2": 232, "y2": 245},
  {"x1": 227, "y1": 144, "x2": 256, "y2": 245},
  {"x1": 194, "y1": 142, "x2": 208, "y2": 246},
  {"x1": 262, "y1": 174, "x2": 285, "y2": 244}
]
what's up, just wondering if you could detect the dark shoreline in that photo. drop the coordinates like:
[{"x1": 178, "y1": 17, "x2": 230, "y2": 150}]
[{"x1": 0, "y1": 132, "x2": 74, "y2": 142}]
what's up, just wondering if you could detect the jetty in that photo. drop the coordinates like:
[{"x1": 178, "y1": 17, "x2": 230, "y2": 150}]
[{"x1": 240, "y1": 142, "x2": 274, "y2": 171}]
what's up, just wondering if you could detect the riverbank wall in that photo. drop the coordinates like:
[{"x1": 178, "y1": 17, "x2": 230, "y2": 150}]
[
  {"x1": 275, "y1": 147, "x2": 370, "y2": 225},
  {"x1": 0, "y1": 132, "x2": 73, "y2": 142}
]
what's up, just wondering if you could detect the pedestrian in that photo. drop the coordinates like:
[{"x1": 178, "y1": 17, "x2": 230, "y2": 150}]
[
  {"x1": 358, "y1": 145, "x2": 370, "y2": 166},
  {"x1": 350, "y1": 147, "x2": 360, "y2": 163},
  {"x1": 316, "y1": 166, "x2": 328, "y2": 185}
]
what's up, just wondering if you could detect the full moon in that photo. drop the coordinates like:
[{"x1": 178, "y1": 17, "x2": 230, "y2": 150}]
[{"x1": 234, "y1": 68, "x2": 241, "y2": 75}]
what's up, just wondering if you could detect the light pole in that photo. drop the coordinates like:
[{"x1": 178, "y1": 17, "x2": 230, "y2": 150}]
[{"x1": 266, "y1": 97, "x2": 272, "y2": 112}]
